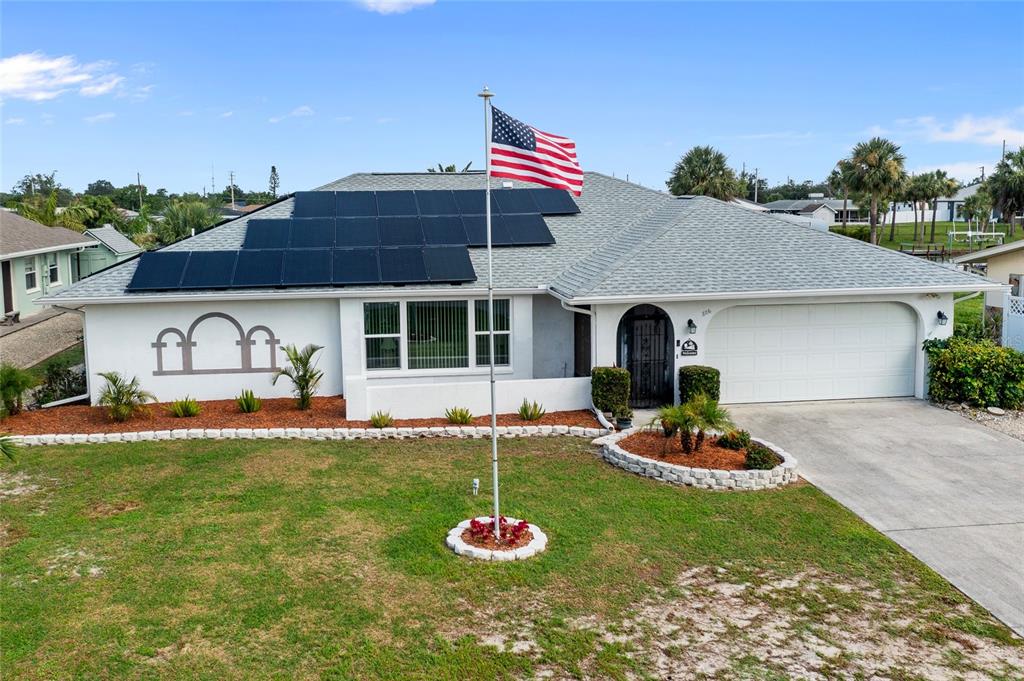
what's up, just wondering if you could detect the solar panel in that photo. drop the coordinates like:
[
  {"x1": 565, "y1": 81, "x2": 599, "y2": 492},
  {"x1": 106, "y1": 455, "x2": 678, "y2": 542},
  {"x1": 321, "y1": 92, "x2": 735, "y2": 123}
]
[
  {"x1": 529, "y1": 188, "x2": 580, "y2": 215},
  {"x1": 379, "y1": 247, "x2": 427, "y2": 283},
  {"x1": 462, "y1": 214, "x2": 513, "y2": 246},
  {"x1": 336, "y1": 191, "x2": 378, "y2": 218},
  {"x1": 493, "y1": 189, "x2": 539, "y2": 215},
  {"x1": 232, "y1": 249, "x2": 284, "y2": 288},
  {"x1": 414, "y1": 190, "x2": 458, "y2": 216},
  {"x1": 421, "y1": 216, "x2": 468, "y2": 245},
  {"x1": 375, "y1": 190, "x2": 418, "y2": 216},
  {"x1": 243, "y1": 219, "x2": 290, "y2": 249},
  {"x1": 453, "y1": 190, "x2": 486, "y2": 214},
  {"x1": 179, "y1": 251, "x2": 238, "y2": 289},
  {"x1": 127, "y1": 251, "x2": 190, "y2": 291},
  {"x1": 336, "y1": 217, "x2": 379, "y2": 248},
  {"x1": 289, "y1": 218, "x2": 335, "y2": 248},
  {"x1": 282, "y1": 248, "x2": 332, "y2": 285},
  {"x1": 424, "y1": 246, "x2": 475, "y2": 282},
  {"x1": 503, "y1": 213, "x2": 555, "y2": 246},
  {"x1": 333, "y1": 248, "x2": 381, "y2": 285},
  {"x1": 293, "y1": 191, "x2": 337, "y2": 218},
  {"x1": 378, "y1": 216, "x2": 423, "y2": 246}
]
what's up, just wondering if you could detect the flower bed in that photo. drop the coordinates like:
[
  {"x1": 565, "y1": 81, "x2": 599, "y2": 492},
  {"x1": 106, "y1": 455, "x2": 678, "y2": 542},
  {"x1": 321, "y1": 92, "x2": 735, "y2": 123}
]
[
  {"x1": 446, "y1": 516, "x2": 548, "y2": 561},
  {"x1": 0, "y1": 396, "x2": 601, "y2": 436},
  {"x1": 595, "y1": 429, "x2": 799, "y2": 491},
  {"x1": 616, "y1": 430, "x2": 752, "y2": 470}
]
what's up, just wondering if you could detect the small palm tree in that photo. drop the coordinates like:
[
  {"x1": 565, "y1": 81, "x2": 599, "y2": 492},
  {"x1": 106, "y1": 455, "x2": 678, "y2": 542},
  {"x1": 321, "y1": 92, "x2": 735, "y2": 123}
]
[
  {"x1": 0, "y1": 363, "x2": 37, "y2": 416},
  {"x1": 96, "y1": 371, "x2": 155, "y2": 422},
  {"x1": 926, "y1": 170, "x2": 960, "y2": 242},
  {"x1": 15, "y1": 191, "x2": 97, "y2": 232},
  {"x1": 156, "y1": 200, "x2": 219, "y2": 245},
  {"x1": 1, "y1": 434, "x2": 17, "y2": 462},
  {"x1": 984, "y1": 150, "x2": 1023, "y2": 237},
  {"x1": 843, "y1": 137, "x2": 907, "y2": 244},
  {"x1": 963, "y1": 187, "x2": 994, "y2": 231},
  {"x1": 667, "y1": 146, "x2": 745, "y2": 201},
  {"x1": 426, "y1": 162, "x2": 473, "y2": 173},
  {"x1": 273, "y1": 344, "x2": 324, "y2": 410},
  {"x1": 682, "y1": 393, "x2": 734, "y2": 453}
]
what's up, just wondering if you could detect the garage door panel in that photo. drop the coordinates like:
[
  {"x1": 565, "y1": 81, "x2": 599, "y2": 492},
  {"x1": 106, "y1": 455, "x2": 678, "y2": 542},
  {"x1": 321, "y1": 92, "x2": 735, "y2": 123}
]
[{"x1": 707, "y1": 302, "x2": 916, "y2": 404}]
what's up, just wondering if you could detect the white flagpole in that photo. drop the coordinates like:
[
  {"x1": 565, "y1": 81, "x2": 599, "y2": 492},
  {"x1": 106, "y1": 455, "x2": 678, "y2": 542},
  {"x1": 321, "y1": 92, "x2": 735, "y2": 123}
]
[{"x1": 478, "y1": 86, "x2": 500, "y2": 540}]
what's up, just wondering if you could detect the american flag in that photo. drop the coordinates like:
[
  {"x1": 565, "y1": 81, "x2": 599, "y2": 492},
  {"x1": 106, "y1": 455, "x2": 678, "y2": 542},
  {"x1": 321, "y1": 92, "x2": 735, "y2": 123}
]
[{"x1": 490, "y1": 107, "x2": 583, "y2": 196}]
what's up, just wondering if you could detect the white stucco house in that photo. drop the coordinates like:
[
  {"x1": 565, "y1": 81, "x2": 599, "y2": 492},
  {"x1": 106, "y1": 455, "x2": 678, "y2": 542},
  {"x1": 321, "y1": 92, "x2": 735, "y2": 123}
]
[{"x1": 41, "y1": 172, "x2": 1003, "y2": 419}]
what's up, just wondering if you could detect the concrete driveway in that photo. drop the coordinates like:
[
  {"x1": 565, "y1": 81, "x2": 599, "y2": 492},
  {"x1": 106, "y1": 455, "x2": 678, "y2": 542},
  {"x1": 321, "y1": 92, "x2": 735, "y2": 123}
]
[{"x1": 730, "y1": 399, "x2": 1024, "y2": 636}]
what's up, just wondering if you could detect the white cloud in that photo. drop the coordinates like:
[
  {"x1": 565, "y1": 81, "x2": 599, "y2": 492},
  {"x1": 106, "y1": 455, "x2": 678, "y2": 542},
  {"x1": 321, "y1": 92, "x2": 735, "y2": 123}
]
[
  {"x1": 875, "y1": 110, "x2": 1024, "y2": 147},
  {"x1": 335, "y1": 115, "x2": 354, "y2": 123},
  {"x1": 269, "y1": 105, "x2": 314, "y2": 123},
  {"x1": 911, "y1": 160, "x2": 997, "y2": 183},
  {"x1": 4, "y1": 117, "x2": 25, "y2": 125},
  {"x1": 353, "y1": 0, "x2": 435, "y2": 14},
  {"x1": 84, "y1": 112, "x2": 116, "y2": 124},
  {"x1": 376, "y1": 116, "x2": 397, "y2": 124},
  {"x1": 0, "y1": 52, "x2": 125, "y2": 101},
  {"x1": 220, "y1": 111, "x2": 234, "y2": 118},
  {"x1": 177, "y1": 110, "x2": 194, "y2": 117},
  {"x1": 41, "y1": 112, "x2": 55, "y2": 125}
]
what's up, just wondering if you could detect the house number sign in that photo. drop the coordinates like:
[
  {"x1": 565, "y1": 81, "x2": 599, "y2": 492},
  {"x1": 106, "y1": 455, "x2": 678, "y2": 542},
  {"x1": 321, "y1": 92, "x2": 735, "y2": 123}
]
[{"x1": 680, "y1": 339, "x2": 698, "y2": 357}]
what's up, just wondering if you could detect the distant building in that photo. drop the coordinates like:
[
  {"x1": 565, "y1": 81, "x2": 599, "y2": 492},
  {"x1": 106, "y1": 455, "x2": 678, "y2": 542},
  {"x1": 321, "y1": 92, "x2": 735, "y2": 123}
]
[{"x1": 79, "y1": 225, "x2": 143, "y2": 279}]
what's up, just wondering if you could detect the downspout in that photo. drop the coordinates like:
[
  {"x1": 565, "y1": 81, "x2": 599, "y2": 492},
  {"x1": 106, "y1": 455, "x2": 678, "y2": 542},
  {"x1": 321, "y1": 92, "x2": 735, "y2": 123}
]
[{"x1": 557, "y1": 300, "x2": 614, "y2": 430}]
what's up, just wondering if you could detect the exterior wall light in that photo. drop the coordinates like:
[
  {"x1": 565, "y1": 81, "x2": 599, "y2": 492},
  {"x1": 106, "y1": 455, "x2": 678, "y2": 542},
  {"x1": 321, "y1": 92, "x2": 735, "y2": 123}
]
[
  {"x1": 687, "y1": 319, "x2": 697, "y2": 334},
  {"x1": 937, "y1": 311, "x2": 949, "y2": 326}
]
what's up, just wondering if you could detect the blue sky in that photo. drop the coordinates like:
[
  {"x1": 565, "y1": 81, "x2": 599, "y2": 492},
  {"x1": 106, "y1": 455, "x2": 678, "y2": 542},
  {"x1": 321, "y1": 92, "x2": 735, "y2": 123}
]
[{"x1": 2, "y1": 1, "x2": 1022, "y2": 196}]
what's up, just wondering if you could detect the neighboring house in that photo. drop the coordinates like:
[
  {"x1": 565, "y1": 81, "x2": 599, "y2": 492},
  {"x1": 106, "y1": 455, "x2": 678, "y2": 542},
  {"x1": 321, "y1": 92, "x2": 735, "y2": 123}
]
[
  {"x1": 78, "y1": 226, "x2": 143, "y2": 279},
  {"x1": 763, "y1": 195, "x2": 928, "y2": 226},
  {"x1": 42, "y1": 172, "x2": 1001, "y2": 416},
  {"x1": 730, "y1": 197, "x2": 769, "y2": 213},
  {"x1": 934, "y1": 183, "x2": 1001, "y2": 223},
  {"x1": 954, "y1": 240, "x2": 1024, "y2": 310},
  {"x1": 1, "y1": 211, "x2": 95, "y2": 318}
]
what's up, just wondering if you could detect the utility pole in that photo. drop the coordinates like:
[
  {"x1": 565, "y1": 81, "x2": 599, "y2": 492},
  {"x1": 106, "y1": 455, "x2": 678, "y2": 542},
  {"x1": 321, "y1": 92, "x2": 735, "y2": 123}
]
[
  {"x1": 211, "y1": 164, "x2": 216, "y2": 196},
  {"x1": 753, "y1": 168, "x2": 759, "y2": 203},
  {"x1": 980, "y1": 166, "x2": 985, "y2": 182},
  {"x1": 137, "y1": 172, "x2": 144, "y2": 211},
  {"x1": 229, "y1": 171, "x2": 236, "y2": 209}
]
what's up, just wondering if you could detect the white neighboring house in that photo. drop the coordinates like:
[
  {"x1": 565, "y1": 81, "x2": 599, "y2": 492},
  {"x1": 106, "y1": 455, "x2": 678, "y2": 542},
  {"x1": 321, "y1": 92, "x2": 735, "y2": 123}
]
[
  {"x1": 933, "y1": 183, "x2": 1001, "y2": 223},
  {"x1": 763, "y1": 195, "x2": 931, "y2": 226},
  {"x1": 42, "y1": 172, "x2": 1002, "y2": 418}
]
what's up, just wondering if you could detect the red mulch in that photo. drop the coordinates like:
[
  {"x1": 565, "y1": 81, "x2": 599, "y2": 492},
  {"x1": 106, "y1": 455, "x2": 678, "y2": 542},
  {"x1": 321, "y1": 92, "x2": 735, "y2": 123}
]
[
  {"x1": 460, "y1": 528, "x2": 534, "y2": 551},
  {"x1": 617, "y1": 430, "x2": 759, "y2": 471},
  {"x1": 0, "y1": 396, "x2": 600, "y2": 435}
]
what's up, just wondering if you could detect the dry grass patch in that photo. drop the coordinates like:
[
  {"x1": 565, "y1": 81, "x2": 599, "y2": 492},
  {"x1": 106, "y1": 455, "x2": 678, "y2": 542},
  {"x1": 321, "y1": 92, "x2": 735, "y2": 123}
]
[
  {"x1": 86, "y1": 500, "x2": 142, "y2": 518},
  {"x1": 238, "y1": 446, "x2": 332, "y2": 485}
]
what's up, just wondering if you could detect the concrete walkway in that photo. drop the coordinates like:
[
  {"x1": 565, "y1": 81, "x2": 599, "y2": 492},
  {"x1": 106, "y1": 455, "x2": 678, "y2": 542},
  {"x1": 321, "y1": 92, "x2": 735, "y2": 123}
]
[
  {"x1": 730, "y1": 399, "x2": 1024, "y2": 636},
  {"x1": 0, "y1": 309, "x2": 83, "y2": 368}
]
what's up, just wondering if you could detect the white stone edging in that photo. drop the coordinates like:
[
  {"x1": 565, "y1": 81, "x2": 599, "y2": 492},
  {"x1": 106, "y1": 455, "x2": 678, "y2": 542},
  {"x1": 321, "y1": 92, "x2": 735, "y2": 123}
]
[
  {"x1": 593, "y1": 429, "x2": 799, "y2": 491},
  {"x1": 5, "y1": 425, "x2": 609, "y2": 447},
  {"x1": 445, "y1": 517, "x2": 548, "y2": 561}
]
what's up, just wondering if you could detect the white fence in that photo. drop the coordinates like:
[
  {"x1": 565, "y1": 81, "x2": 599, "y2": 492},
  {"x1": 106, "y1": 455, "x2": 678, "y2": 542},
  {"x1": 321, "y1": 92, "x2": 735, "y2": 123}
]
[{"x1": 1004, "y1": 293, "x2": 1024, "y2": 352}]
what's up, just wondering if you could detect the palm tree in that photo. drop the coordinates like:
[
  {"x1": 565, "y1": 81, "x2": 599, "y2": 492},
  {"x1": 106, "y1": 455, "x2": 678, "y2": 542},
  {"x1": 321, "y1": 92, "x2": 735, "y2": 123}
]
[
  {"x1": 15, "y1": 191, "x2": 97, "y2": 232},
  {"x1": 156, "y1": 201, "x2": 219, "y2": 245},
  {"x1": 843, "y1": 138, "x2": 907, "y2": 244},
  {"x1": 963, "y1": 187, "x2": 994, "y2": 232},
  {"x1": 273, "y1": 344, "x2": 324, "y2": 410},
  {"x1": 681, "y1": 393, "x2": 734, "y2": 453},
  {"x1": 887, "y1": 174, "x2": 910, "y2": 243},
  {"x1": 829, "y1": 160, "x2": 854, "y2": 228},
  {"x1": 427, "y1": 162, "x2": 472, "y2": 173},
  {"x1": 667, "y1": 146, "x2": 744, "y2": 200},
  {"x1": 925, "y1": 170, "x2": 960, "y2": 243},
  {"x1": 96, "y1": 371, "x2": 155, "y2": 422},
  {"x1": 987, "y1": 150, "x2": 1024, "y2": 238}
]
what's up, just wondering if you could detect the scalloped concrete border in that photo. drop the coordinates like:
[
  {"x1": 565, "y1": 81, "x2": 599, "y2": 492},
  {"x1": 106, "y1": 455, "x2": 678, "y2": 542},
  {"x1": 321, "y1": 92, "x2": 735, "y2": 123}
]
[
  {"x1": 593, "y1": 429, "x2": 798, "y2": 490},
  {"x1": 6, "y1": 425, "x2": 609, "y2": 447},
  {"x1": 446, "y1": 517, "x2": 548, "y2": 561}
]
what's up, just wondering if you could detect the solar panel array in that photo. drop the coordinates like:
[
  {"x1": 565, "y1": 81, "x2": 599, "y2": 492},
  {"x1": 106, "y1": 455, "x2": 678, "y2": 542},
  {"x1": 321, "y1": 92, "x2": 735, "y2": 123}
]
[{"x1": 126, "y1": 188, "x2": 575, "y2": 292}]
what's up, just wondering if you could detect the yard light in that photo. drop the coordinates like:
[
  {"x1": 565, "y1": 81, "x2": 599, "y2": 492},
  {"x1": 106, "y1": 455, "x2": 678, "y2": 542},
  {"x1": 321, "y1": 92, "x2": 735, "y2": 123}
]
[
  {"x1": 937, "y1": 311, "x2": 949, "y2": 326},
  {"x1": 687, "y1": 319, "x2": 697, "y2": 334},
  {"x1": 472, "y1": 478, "x2": 479, "y2": 496}
]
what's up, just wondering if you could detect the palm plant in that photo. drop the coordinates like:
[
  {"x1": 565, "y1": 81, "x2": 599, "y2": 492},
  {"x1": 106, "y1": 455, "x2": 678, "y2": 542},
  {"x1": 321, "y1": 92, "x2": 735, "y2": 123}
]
[
  {"x1": 0, "y1": 363, "x2": 36, "y2": 416},
  {"x1": 96, "y1": 371, "x2": 155, "y2": 422},
  {"x1": 681, "y1": 393, "x2": 734, "y2": 453},
  {"x1": 15, "y1": 191, "x2": 97, "y2": 232},
  {"x1": 843, "y1": 137, "x2": 907, "y2": 244},
  {"x1": 156, "y1": 200, "x2": 219, "y2": 245},
  {"x1": 667, "y1": 146, "x2": 745, "y2": 201},
  {"x1": 963, "y1": 187, "x2": 994, "y2": 231},
  {"x1": 926, "y1": 170, "x2": 960, "y2": 242},
  {"x1": 987, "y1": 150, "x2": 1024, "y2": 237},
  {"x1": 907, "y1": 174, "x2": 930, "y2": 241},
  {"x1": 273, "y1": 344, "x2": 323, "y2": 410},
  {"x1": 0, "y1": 434, "x2": 17, "y2": 462},
  {"x1": 426, "y1": 162, "x2": 473, "y2": 173}
]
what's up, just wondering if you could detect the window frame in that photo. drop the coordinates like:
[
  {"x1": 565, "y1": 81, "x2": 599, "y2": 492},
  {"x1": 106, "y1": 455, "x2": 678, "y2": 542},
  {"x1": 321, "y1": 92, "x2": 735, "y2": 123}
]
[
  {"x1": 473, "y1": 298, "x2": 512, "y2": 368},
  {"x1": 46, "y1": 252, "x2": 61, "y2": 287},
  {"x1": 24, "y1": 257, "x2": 39, "y2": 292},
  {"x1": 363, "y1": 301, "x2": 403, "y2": 371}
]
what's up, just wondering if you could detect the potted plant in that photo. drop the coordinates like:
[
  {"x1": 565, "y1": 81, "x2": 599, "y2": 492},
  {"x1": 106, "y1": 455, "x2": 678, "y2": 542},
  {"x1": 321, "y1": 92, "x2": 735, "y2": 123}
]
[{"x1": 613, "y1": 404, "x2": 633, "y2": 430}]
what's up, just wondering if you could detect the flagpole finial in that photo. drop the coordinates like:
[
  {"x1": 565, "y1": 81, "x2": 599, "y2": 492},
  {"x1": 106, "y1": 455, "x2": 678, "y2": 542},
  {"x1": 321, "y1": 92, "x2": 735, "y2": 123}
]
[{"x1": 477, "y1": 86, "x2": 494, "y2": 99}]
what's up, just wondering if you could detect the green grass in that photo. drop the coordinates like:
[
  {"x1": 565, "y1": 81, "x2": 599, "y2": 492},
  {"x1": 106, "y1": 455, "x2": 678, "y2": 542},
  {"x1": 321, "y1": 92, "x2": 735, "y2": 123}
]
[
  {"x1": 25, "y1": 342, "x2": 84, "y2": 384},
  {"x1": 1, "y1": 438, "x2": 1017, "y2": 679},
  {"x1": 873, "y1": 221, "x2": 1022, "y2": 250},
  {"x1": 955, "y1": 293, "x2": 984, "y2": 328}
]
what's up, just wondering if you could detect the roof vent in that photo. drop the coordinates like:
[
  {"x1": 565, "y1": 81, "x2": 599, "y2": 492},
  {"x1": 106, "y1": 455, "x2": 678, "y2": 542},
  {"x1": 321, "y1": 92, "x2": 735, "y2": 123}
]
[
  {"x1": 808, "y1": 192, "x2": 825, "y2": 199},
  {"x1": 502, "y1": 181, "x2": 514, "y2": 189}
]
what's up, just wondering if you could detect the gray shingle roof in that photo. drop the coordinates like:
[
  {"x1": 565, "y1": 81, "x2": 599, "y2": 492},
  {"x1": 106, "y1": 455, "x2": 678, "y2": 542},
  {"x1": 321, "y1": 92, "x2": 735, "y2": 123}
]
[
  {"x1": 85, "y1": 226, "x2": 142, "y2": 255},
  {"x1": 44, "y1": 171, "x2": 996, "y2": 304},
  {"x1": 0, "y1": 211, "x2": 94, "y2": 258}
]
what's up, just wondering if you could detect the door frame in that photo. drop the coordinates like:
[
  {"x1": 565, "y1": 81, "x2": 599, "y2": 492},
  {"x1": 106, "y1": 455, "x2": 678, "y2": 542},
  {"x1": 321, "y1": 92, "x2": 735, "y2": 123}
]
[{"x1": 616, "y1": 304, "x2": 674, "y2": 408}]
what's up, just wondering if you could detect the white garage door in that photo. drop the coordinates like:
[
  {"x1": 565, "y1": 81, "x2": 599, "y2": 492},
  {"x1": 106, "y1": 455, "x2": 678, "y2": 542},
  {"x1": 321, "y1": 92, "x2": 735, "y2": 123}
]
[{"x1": 705, "y1": 302, "x2": 917, "y2": 404}]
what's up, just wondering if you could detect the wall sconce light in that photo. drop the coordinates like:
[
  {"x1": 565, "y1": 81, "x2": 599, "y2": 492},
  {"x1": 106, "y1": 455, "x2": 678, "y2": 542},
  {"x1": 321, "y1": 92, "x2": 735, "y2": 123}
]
[
  {"x1": 936, "y1": 311, "x2": 949, "y2": 326},
  {"x1": 686, "y1": 319, "x2": 697, "y2": 334}
]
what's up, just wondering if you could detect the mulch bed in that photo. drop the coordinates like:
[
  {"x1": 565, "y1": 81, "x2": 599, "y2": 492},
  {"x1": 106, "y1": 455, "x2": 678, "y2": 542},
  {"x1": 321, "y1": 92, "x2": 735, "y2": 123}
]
[
  {"x1": 460, "y1": 528, "x2": 534, "y2": 551},
  {"x1": 617, "y1": 430, "x2": 753, "y2": 471},
  {"x1": 0, "y1": 396, "x2": 600, "y2": 435}
]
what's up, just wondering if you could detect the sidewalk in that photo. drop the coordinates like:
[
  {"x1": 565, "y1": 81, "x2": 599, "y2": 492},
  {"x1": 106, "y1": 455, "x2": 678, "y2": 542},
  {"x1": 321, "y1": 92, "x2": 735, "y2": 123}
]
[{"x1": 0, "y1": 309, "x2": 84, "y2": 368}]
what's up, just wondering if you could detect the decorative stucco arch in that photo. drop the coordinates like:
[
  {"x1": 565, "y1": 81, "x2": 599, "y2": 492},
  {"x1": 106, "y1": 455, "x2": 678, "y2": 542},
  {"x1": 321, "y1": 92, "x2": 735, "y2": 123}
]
[{"x1": 151, "y1": 312, "x2": 282, "y2": 376}]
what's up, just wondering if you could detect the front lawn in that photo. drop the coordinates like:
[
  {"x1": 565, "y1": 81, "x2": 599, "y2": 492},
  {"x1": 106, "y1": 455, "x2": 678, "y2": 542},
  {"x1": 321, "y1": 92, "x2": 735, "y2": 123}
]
[
  {"x1": 875, "y1": 221, "x2": 1022, "y2": 250},
  {"x1": 2, "y1": 438, "x2": 1020, "y2": 679}
]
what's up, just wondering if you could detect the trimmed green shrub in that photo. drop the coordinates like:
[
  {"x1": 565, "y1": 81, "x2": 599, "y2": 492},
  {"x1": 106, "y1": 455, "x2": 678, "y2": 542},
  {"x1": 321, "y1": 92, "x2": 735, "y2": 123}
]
[
  {"x1": 679, "y1": 365, "x2": 720, "y2": 404},
  {"x1": 745, "y1": 442, "x2": 779, "y2": 470},
  {"x1": 236, "y1": 389, "x2": 262, "y2": 414},
  {"x1": 591, "y1": 367, "x2": 630, "y2": 412},
  {"x1": 517, "y1": 399, "x2": 546, "y2": 421},
  {"x1": 445, "y1": 407, "x2": 473, "y2": 425},
  {"x1": 717, "y1": 429, "x2": 751, "y2": 451},
  {"x1": 369, "y1": 411, "x2": 394, "y2": 428},
  {"x1": 612, "y1": 404, "x2": 632, "y2": 421},
  {"x1": 168, "y1": 396, "x2": 201, "y2": 418},
  {"x1": 924, "y1": 337, "x2": 1024, "y2": 409},
  {"x1": 0, "y1": 363, "x2": 36, "y2": 416},
  {"x1": 96, "y1": 372, "x2": 155, "y2": 423}
]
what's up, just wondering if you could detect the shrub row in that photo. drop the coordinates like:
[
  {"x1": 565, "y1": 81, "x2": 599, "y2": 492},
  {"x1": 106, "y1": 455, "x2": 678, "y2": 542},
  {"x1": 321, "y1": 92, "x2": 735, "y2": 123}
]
[{"x1": 924, "y1": 337, "x2": 1024, "y2": 409}]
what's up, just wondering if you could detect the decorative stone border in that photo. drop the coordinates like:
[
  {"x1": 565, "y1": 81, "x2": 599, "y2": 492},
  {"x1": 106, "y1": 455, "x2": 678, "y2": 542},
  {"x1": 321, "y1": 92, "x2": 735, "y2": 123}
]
[
  {"x1": 6, "y1": 425, "x2": 609, "y2": 447},
  {"x1": 594, "y1": 429, "x2": 799, "y2": 490},
  {"x1": 446, "y1": 517, "x2": 548, "y2": 561}
]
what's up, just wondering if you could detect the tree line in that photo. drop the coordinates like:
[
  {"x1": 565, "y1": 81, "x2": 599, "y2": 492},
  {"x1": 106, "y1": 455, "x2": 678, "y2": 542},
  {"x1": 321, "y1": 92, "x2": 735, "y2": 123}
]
[{"x1": 667, "y1": 142, "x2": 1024, "y2": 245}]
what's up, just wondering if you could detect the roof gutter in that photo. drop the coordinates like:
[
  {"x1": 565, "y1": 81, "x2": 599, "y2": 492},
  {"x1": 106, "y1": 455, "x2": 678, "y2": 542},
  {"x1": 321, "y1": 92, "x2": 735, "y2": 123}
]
[{"x1": 1, "y1": 241, "x2": 95, "y2": 261}]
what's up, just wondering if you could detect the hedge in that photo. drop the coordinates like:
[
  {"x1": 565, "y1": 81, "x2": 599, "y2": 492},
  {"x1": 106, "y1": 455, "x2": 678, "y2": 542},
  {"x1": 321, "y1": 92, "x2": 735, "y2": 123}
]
[
  {"x1": 679, "y1": 365, "x2": 720, "y2": 404},
  {"x1": 592, "y1": 367, "x2": 630, "y2": 412},
  {"x1": 924, "y1": 337, "x2": 1024, "y2": 409}
]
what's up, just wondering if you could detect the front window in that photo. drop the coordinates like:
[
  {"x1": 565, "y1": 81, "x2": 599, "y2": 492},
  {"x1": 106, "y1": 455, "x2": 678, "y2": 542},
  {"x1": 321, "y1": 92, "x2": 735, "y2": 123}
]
[
  {"x1": 364, "y1": 302, "x2": 401, "y2": 369},
  {"x1": 24, "y1": 259, "x2": 38, "y2": 291},
  {"x1": 47, "y1": 253, "x2": 60, "y2": 286},
  {"x1": 474, "y1": 299, "x2": 511, "y2": 366},
  {"x1": 407, "y1": 301, "x2": 468, "y2": 369}
]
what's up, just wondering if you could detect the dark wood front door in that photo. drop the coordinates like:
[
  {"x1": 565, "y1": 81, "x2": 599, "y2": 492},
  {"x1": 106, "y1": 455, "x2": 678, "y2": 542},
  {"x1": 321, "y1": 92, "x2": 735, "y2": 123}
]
[
  {"x1": 1, "y1": 261, "x2": 13, "y2": 314},
  {"x1": 617, "y1": 305, "x2": 674, "y2": 408}
]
